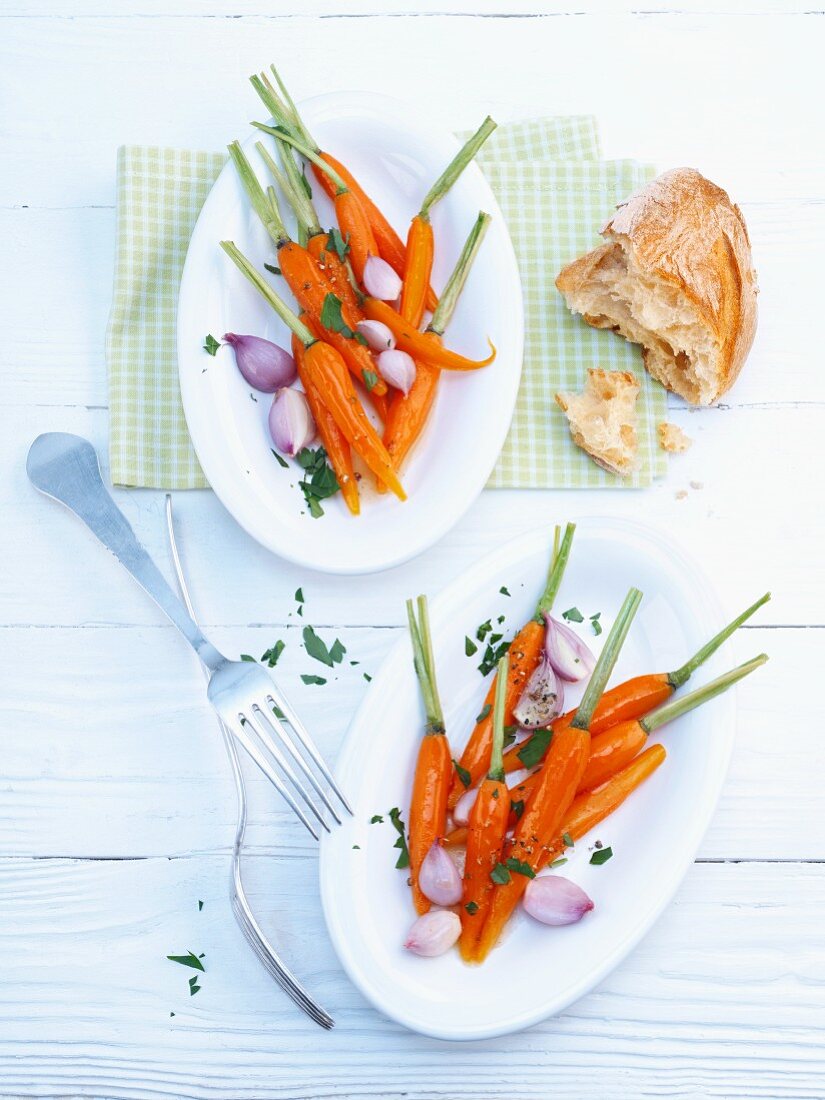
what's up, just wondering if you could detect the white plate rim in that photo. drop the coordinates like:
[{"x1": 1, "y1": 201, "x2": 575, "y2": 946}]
[
  {"x1": 318, "y1": 516, "x2": 738, "y2": 1040},
  {"x1": 176, "y1": 90, "x2": 524, "y2": 575}
]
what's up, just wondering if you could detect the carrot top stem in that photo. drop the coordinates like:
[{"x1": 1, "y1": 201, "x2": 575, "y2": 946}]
[
  {"x1": 227, "y1": 141, "x2": 289, "y2": 246},
  {"x1": 419, "y1": 116, "x2": 497, "y2": 219},
  {"x1": 488, "y1": 654, "x2": 509, "y2": 781},
  {"x1": 268, "y1": 64, "x2": 317, "y2": 148},
  {"x1": 220, "y1": 241, "x2": 315, "y2": 347},
  {"x1": 428, "y1": 211, "x2": 491, "y2": 336},
  {"x1": 571, "y1": 587, "x2": 643, "y2": 731},
  {"x1": 642, "y1": 654, "x2": 768, "y2": 733},
  {"x1": 255, "y1": 140, "x2": 322, "y2": 239},
  {"x1": 250, "y1": 69, "x2": 316, "y2": 151},
  {"x1": 534, "y1": 522, "x2": 576, "y2": 620},
  {"x1": 253, "y1": 124, "x2": 349, "y2": 194},
  {"x1": 406, "y1": 596, "x2": 445, "y2": 735},
  {"x1": 667, "y1": 592, "x2": 771, "y2": 688}
]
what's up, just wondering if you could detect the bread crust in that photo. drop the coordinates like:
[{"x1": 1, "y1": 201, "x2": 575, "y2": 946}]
[{"x1": 556, "y1": 168, "x2": 758, "y2": 404}]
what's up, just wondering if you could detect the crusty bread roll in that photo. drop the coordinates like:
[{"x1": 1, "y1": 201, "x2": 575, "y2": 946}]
[
  {"x1": 556, "y1": 368, "x2": 640, "y2": 477},
  {"x1": 556, "y1": 168, "x2": 758, "y2": 405}
]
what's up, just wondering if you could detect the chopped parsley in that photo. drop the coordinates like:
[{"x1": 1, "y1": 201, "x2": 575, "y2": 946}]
[
  {"x1": 295, "y1": 446, "x2": 340, "y2": 518},
  {"x1": 363, "y1": 672, "x2": 372, "y2": 682},
  {"x1": 167, "y1": 951, "x2": 205, "y2": 973},
  {"x1": 465, "y1": 636, "x2": 478, "y2": 657},
  {"x1": 510, "y1": 798, "x2": 524, "y2": 820},
  {"x1": 499, "y1": 586, "x2": 511, "y2": 597},
  {"x1": 198, "y1": 900, "x2": 204, "y2": 911},
  {"x1": 295, "y1": 588, "x2": 304, "y2": 604},
  {"x1": 362, "y1": 369, "x2": 378, "y2": 391},
  {"x1": 475, "y1": 703, "x2": 492, "y2": 724},
  {"x1": 264, "y1": 262, "x2": 281, "y2": 276},
  {"x1": 188, "y1": 975, "x2": 201, "y2": 996},
  {"x1": 590, "y1": 846, "x2": 613, "y2": 865},
  {"x1": 453, "y1": 759, "x2": 471, "y2": 788},
  {"x1": 388, "y1": 806, "x2": 410, "y2": 869},
  {"x1": 476, "y1": 619, "x2": 492, "y2": 642},
  {"x1": 590, "y1": 612, "x2": 603, "y2": 636},
  {"x1": 517, "y1": 727, "x2": 553, "y2": 770},
  {"x1": 465, "y1": 901, "x2": 479, "y2": 915},
  {"x1": 271, "y1": 449, "x2": 289, "y2": 468},
  {"x1": 503, "y1": 725, "x2": 519, "y2": 748},
  {"x1": 370, "y1": 814, "x2": 384, "y2": 824},
  {"x1": 562, "y1": 832, "x2": 575, "y2": 848},
  {"x1": 303, "y1": 625, "x2": 346, "y2": 668},
  {"x1": 300, "y1": 674, "x2": 327, "y2": 686},
  {"x1": 490, "y1": 863, "x2": 511, "y2": 885},
  {"x1": 203, "y1": 334, "x2": 220, "y2": 356},
  {"x1": 478, "y1": 636, "x2": 511, "y2": 677},
  {"x1": 260, "y1": 640, "x2": 285, "y2": 667},
  {"x1": 504, "y1": 857, "x2": 536, "y2": 879},
  {"x1": 562, "y1": 607, "x2": 584, "y2": 623},
  {"x1": 240, "y1": 654, "x2": 255, "y2": 662},
  {"x1": 326, "y1": 226, "x2": 350, "y2": 261},
  {"x1": 320, "y1": 292, "x2": 360, "y2": 341},
  {"x1": 549, "y1": 857, "x2": 568, "y2": 869}
]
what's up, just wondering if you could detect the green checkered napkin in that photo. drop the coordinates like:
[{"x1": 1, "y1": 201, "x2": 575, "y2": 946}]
[{"x1": 106, "y1": 118, "x2": 665, "y2": 489}]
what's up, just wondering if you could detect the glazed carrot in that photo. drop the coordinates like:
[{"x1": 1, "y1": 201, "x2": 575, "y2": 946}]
[
  {"x1": 407, "y1": 595, "x2": 453, "y2": 915},
  {"x1": 459, "y1": 654, "x2": 511, "y2": 961},
  {"x1": 444, "y1": 826, "x2": 468, "y2": 848},
  {"x1": 302, "y1": 310, "x2": 388, "y2": 402},
  {"x1": 473, "y1": 587, "x2": 643, "y2": 963},
  {"x1": 227, "y1": 142, "x2": 386, "y2": 396},
  {"x1": 307, "y1": 233, "x2": 362, "y2": 315},
  {"x1": 384, "y1": 213, "x2": 492, "y2": 477},
  {"x1": 363, "y1": 297, "x2": 496, "y2": 371},
  {"x1": 250, "y1": 67, "x2": 438, "y2": 310},
  {"x1": 448, "y1": 524, "x2": 575, "y2": 809},
  {"x1": 291, "y1": 334, "x2": 359, "y2": 516},
  {"x1": 220, "y1": 242, "x2": 405, "y2": 501},
  {"x1": 502, "y1": 592, "x2": 771, "y2": 774},
  {"x1": 400, "y1": 118, "x2": 496, "y2": 328}
]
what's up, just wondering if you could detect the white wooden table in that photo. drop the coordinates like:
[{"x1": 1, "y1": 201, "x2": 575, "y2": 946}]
[{"x1": 2, "y1": 3, "x2": 823, "y2": 1096}]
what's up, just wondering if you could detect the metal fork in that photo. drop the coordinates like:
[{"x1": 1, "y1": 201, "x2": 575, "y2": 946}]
[
  {"x1": 164, "y1": 495, "x2": 333, "y2": 1029},
  {"x1": 26, "y1": 433, "x2": 351, "y2": 837}
]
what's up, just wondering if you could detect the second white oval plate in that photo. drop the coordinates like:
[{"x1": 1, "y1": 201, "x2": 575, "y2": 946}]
[
  {"x1": 319, "y1": 518, "x2": 741, "y2": 1039},
  {"x1": 178, "y1": 92, "x2": 523, "y2": 574}
]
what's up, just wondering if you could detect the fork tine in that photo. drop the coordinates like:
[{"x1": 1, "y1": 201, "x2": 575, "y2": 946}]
[
  {"x1": 239, "y1": 710, "x2": 331, "y2": 833},
  {"x1": 227, "y1": 716, "x2": 323, "y2": 839},
  {"x1": 267, "y1": 688, "x2": 353, "y2": 815},
  {"x1": 255, "y1": 702, "x2": 343, "y2": 826}
]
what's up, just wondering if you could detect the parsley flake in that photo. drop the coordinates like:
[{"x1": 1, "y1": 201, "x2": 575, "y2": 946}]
[
  {"x1": 490, "y1": 863, "x2": 511, "y2": 885},
  {"x1": 562, "y1": 832, "x2": 575, "y2": 848},
  {"x1": 475, "y1": 703, "x2": 492, "y2": 724},
  {"x1": 320, "y1": 292, "x2": 359, "y2": 340},
  {"x1": 499, "y1": 586, "x2": 511, "y2": 597},
  {"x1": 517, "y1": 727, "x2": 553, "y2": 770},
  {"x1": 510, "y1": 798, "x2": 525, "y2": 820},
  {"x1": 303, "y1": 625, "x2": 346, "y2": 668},
  {"x1": 198, "y1": 900, "x2": 204, "y2": 911},
  {"x1": 590, "y1": 846, "x2": 613, "y2": 865},
  {"x1": 260, "y1": 640, "x2": 285, "y2": 667},
  {"x1": 203, "y1": 334, "x2": 220, "y2": 356},
  {"x1": 370, "y1": 814, "x2": 384, "y2": 824},
  {"x1": 549, "y1": 857, "x2": 568, "y2": 869},
  {"x1": 300, "y1": 674, "x2": 327, "y2": 686},
  {"x1": 453, "y1": 759, "x2": 471, "y2": 788},
  {"x1": 562, "y1": 607, "x2": 584, "y2": 623},
  {"x1": 295, "y1": 446, "x2": 340, "y2": 518},
  {"x1": 167, "y1": 952, "x2": 205, "y2": 973},
  {"x1": 504, "y1": 856, "x2": 536, "y2": 879},
  {"x1": 478, "y1": 636, "x2": 511, "y2": 677},
  {"x1": 465, "y1": 901, "x2": 479, "y2": 915},
  {"x1": 326, "y1": 226, "x2": 350, "y2": 261},
  {"x1": 271, "y1": 449, "x2": 289, "y2": 468},
  {"x1": 388, "y1": 807, "x2": 410, "y2": 869},
  {"x1": 590, "y1": 612, "x2": 603, "y2": 636},
  {"x1": 465, "y1": 636, "x2": 478, "y2": 657},
  {"x1": 264, "y1": 262, "x2": 281, "y2": 276},
  {"x1": 362, "y1": 369, "x2": 378, "y2": 392}
]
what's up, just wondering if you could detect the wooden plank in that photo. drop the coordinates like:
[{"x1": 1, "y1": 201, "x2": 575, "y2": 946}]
[
  {"x1": 1, "y1": 13, "x2": 823, "y2": 209},
  {"x1": 0, "y1": 623, "x2": 811, "y2": 860},
  {"x1": 2, "y1": 402, "x2": 819, "y2": 629},
  {"x1": 0, "y1": 855, "x2": 822, "y2": 1098}
]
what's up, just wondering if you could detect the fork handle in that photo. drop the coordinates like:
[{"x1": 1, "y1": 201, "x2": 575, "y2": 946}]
[{"x1": 27, "y1": 434, "x2": 223, "y2": 671}]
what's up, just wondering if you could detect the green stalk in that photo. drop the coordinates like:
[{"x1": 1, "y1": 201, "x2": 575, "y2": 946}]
[
  {"x1": 253, "y1": 123, "x2": 349, "y2": 194},
  {"x1": 571, "y1": 588, "x2": 643, "y2": 731},
  {"x1": 406, "y1": 596, "x2": 445, "y2": 735},
  {"x1": 535, "y1": 522, "x2": 576, "y2": 620},
  {"x1": 419, "y1": 116, "x2": 497, "y2": 219},
  {"x1": 428, "y1": 211, "x2": 491, "y2": 336},
  {"x1": 269, "y1": 65, "x2": 317, "y2": 149},
  {"x1": 227, "y1": 141, "x2": 288, "y2": 246},
  {"x1": 642, "y1": 654, "x2": 768, "y2": 733},
  {"x1": 280, "y1": 140, "x2": 324, "y2": 237},
  {"x1": 250, "y1": 70, "x2": 315, "y2": 150},
  {"x1": 255, "y1": 140, "x2": 321, "y2": 239},
  {"x1": 220, "y1": 241, "x2": 315, "y2": 347},
  {"x1": 488, "y1": 654, "x2": 509, "y2": 782},
  {"x1": 667, "y1": 592, "x2": 771, "y2": 688}
]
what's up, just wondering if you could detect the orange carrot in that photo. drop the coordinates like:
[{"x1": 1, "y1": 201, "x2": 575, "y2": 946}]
[
  {"x1": 291, "y1": 334, "x2": 359, "y2": 516},
  {"x1": 302, "y1": 310, "x2": 387, "y2": 400},
  {"x1": 407, "y1": 595, "x2": 452, "y2": 914},
  {"x1": 473, "y1": 588, "x2": 643, "y2": 962},
  {"x1": 363, "y1": 297, "x2": 495, "y2": 371},
  {"x1": 444, "y1": 826, "x2": 468, "y2": 848},
  {"x1": 384, "y1": 212, "x2": 492, "y2": 476},
  {"x1": 459, "y1": 654, "x2": 511, "y2": 961},
  {"x1": 306, "y1": 231, "x2": 363, "y2": 316},
  {"x1": 220, "y1": 241, "x2": 405, "y2": 501},
  {"x1": 503, "y1": 592, "x2": 771, "y2": 775},
  {"x1": 448, "y1": 523, "x2": 575, "y2": 808}
]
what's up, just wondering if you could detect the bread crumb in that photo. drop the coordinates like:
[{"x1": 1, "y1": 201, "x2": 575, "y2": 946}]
[
  {"x1": 556, "y1": 369, "x2": 640, "y2": 477},
  {"x1": 690, "y1": 480, "x2": 704, "y2": 490},
  {"x1": 658, "y1": 422, "x2": 693, "y2": 454},
  {"x1": 675, "y1": 490, "x2": 688, "y2": 500}
]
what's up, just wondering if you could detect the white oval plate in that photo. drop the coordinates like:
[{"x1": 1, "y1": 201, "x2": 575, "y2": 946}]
[
  {"x1": 320, "y1": 518, "x2": 741, "y2": 1039},
  {"x1": 177, "y1": 92, "x2": 523, "y2": 574}
]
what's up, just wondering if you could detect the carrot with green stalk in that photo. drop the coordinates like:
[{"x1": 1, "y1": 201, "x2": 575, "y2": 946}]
[
  {"x1": 458, "y1": 653, "x2": 511, "y2": 961},
  {"x1": 407, "y1": 595, "x2": 453, "y2": 915},
  {"x1": 250, "y1": 66, "x2": 438, "y2": 311},
  {"x1": 502, "y1": 591, "x2": 771, "y2": 776},
  {"x1": 227, "y1": 141, "x2": 386, "y2": 397},
  {"x1": 220, "y1": 241, "x2": 405, "y2": 500},
  {"x1": 379, "y1": 211, "x2": 491, "y2": 486},
  {"x1": 473, "y1": 586, "x2": 643, "y2": 963},
  {"x1": 399, "y1": 117, "x2": 496, "y2": 328},
  {"x1": 448, "y1": 523, "x2": 576, "y2": 809}
]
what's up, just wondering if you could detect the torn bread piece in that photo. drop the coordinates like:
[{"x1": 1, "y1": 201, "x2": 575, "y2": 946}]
[
  {"x1": 556, "y1": 168, "x2": 758, "y2": 406},
  {"x1": 556, "y1": 368, "x2": 640, "y2": 477},
  {"x1": 658, "y1": 422, "x2": 693, "y2": 453}
]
